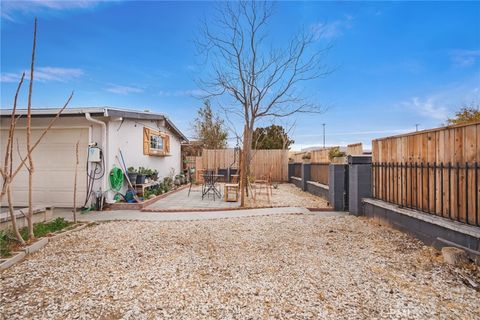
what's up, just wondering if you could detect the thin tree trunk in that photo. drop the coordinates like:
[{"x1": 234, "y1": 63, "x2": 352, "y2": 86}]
[
  {"x1": 26, "y1": 18, "x2": 37, "y2": 240},
  {"x1": 240, "y1": 125, "x2": 253, "y2": 207},
  {"x1": 73, "y1": 141, "x2": 79, "y2": 223},
  {"x1": 7, "y1": 184, "x2": 25, "y2": 245}
]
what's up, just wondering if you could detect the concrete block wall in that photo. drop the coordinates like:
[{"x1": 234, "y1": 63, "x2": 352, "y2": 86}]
[{"x1": 348, "y1": 155, "x2": 372, "y2": 215}]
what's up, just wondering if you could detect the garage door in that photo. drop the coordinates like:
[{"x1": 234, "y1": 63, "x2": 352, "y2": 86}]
[{"x1": 0, "y1": 128, "x2": 89, "y2": 208}]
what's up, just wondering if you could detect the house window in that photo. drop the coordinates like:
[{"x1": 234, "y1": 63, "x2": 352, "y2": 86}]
[
  {"x1": 150, "y1": 134, "x2": 164, "y2": 151},
  {"x1": 143, "y1": 127, "x2": 170, "y2": 156}
]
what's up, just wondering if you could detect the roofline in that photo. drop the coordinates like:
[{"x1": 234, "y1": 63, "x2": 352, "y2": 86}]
[{"x1": 0, "y1": 107, "x2": 188, "y2": 142}]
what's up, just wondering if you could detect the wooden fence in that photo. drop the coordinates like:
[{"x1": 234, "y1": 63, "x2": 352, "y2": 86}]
[
  {"x1": 195, "y1": 148, "x2": 289, "y2": 182},
  {"x1": 289, "y1": 151, "x2": 307, "y2": 163},
  {"x1": 347, "y1": 143, "x2": 363, "y2": 155},
  {"x1": 310, "y1": 163, "x2": 329, "y2": 185},
  {"x1": 372, "y1": 121, "x2": 480, "y2": 226}
]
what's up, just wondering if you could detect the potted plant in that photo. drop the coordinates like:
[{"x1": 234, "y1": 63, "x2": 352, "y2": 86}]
[
  {"x1": 302, "y1": 153, "x2": 311, "y2": 163},
  {"x1": 136, "y1": 166, "x2": 148, "y2": 184},
  {"x1": 127, "y1": 167, "x2": 137, "y2": 184},
  {"x1": 179, "y1": 173, "x2": 186, "y2": 184},
  {"x1": 174, "y1": 174, "x2": 181, "y2": 187},
  {"x1": 150, "y1": 169, "x2": 159, "y2": 181},
  {"x1": 328, "y1": 147, "x2": 347, "y2": 163}
]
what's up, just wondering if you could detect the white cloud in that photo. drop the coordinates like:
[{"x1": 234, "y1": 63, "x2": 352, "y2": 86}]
[
  {"x1": 105, "y1": 84, "x2": 143, "y2": 95},
  {"x1": 404, "y1": 97, "x2": 448, "y2": 121},
  {"x1": 1, "y1": 66, "x2": 84, "y2": 82},
  {"x1": 311, "y1": 15, "x2": 353, "y2": 40},
  {"x1": 157, "y1": 89, "x2": 205, "y2": 97},
  {"x1": 402, "y1": 77, "x2": 479, "y2": 121},
  {"x1": 450, "y1": 49, "x2": 480, "y2": 68},
  {"x1": 1, "y1": 0, "x2": 103, "y2": 21}
]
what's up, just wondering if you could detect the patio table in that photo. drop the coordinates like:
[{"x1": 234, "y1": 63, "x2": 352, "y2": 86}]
[{"x1": 202, "y1": 173, "x2": 224, "y2": 200}]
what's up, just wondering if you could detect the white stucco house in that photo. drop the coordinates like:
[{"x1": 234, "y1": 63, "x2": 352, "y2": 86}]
[{"x1": 0, "y1": 107, "x2": 188, "y2": 208}]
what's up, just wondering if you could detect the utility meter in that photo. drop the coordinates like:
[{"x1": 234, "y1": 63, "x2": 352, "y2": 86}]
[{"x1": 88, "y1": 146, "x2": 102, "y2": 162}]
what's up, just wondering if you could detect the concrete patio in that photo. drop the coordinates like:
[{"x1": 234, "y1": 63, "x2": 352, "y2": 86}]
[{"x1": 145, "y1": 184, "x2": 240, "y2": 211}]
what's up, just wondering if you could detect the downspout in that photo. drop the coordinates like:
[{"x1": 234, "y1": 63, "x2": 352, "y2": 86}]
[{"x1": 85, "y1": 112, "x2": 108, "y2": 196}]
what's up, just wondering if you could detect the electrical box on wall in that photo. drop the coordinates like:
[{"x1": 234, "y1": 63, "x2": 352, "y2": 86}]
[{"x1": 88, "y1": 146, "x2": 102, "y2": 162}]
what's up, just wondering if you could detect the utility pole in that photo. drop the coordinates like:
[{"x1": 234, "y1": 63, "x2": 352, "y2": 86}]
[
  {"x1": 415, "y1": 124, "x2": 420, "y2": 132},
  {"x1": 322, "y1": 123, "x2": 326, "y2": 149}
]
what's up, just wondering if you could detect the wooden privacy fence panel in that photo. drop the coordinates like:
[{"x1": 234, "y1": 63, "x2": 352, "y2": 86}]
[
  {"x1": 290, "y1": 152, "x2": 307, "y2": 163},
  {"x1": 372, "y1": 121, "x2": 480, "y2": 226},
  {"x1": 200, "y1": 148, "x2": 288, "y2": 182},
  {"x1": 347, "y1": 143, "x2": 363, "y2": 155},
  {"x1": 250, "y1": 149, "x2": 289, "y2": 181},
  {"x1": 201, "y1": 148, "x2": 239, "y2": 170},
  {"x1": 311, "y1": 147, "x2": 338, "y2": 163},
  {"x1": 310, "y1": 163, "x2": 329, "y2": 185}
]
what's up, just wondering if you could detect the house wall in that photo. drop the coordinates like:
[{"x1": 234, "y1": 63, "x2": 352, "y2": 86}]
[
  {"x1": 106, "y1": 118, "x2": 182, "y2": 183},
  {"x1": 0, "y1": 116, "x2": 104, "y2": 207},
  {"x1": 1, "y1": 114, "x2": 183, "y2": 207}
]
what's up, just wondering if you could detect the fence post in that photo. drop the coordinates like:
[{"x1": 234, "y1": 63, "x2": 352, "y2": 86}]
[
  {"x1": 329, "y1": 163, "x2": 348, "y2": 211},
  {"x1": 301, "y1": 162, "x2": 311, "y2": 191},
  {"x1": 348, "y1": 155, "x2": 372, "y2": 216},
  {"x1": 288, "y1": 162, "x2": 295, "y2": 183}
]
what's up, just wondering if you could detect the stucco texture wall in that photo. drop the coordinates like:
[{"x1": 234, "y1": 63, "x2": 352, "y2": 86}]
[{"x1": 107, "y1": 118, "x2": 182, "y2": 181}]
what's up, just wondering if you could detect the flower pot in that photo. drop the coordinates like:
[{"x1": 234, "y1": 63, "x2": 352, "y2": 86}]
[
  {"x1": 136, "y1": 174, "x2": 146, "y2": 184},
  {"x1": 127, "y1": 172, "x2": 137, "y2": 184}
]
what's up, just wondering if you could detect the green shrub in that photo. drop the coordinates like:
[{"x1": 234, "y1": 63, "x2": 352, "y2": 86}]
[
  {"x1": 0, "y1": 218, "x2": 72, "y2": 258},
  {"x1": 20, "y1": 217, "x2": 72, "y2": 240},
  {"x1": 0, "y1": 230, "x2": 11, "y2": 257},
  {"x1": 328, "y1": 147, "x2": 346, "y2": 160}
]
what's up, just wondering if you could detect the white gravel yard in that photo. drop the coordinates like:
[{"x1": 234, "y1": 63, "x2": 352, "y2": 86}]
[
  {"x1": 1, "y1": 214, "x2": 479, "y2": 319},
  {"x1": 246, "y1": 183, "x2": 329, "y2": 208}
]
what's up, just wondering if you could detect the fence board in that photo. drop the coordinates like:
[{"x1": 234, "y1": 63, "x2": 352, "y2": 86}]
[
  {"x1": 347, "y1": 143, "x2": 363, "y2": 155},
  {"x1": 310, "y1": 163, "x2": 329, "y2": 185},
  {"x1": 199, "y1": 148, "x2": 288, "y2": 182},
  {"x1": 372, "y1": 121, "x2": 480, "y2": 226}
]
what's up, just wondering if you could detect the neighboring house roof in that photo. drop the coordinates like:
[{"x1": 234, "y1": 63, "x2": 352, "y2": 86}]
[{"x1": 0, "y1": 107, "x2": 188, "y2": 142}]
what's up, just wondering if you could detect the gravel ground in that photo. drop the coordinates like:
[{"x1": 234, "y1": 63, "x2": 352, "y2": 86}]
[
  {"x1": 1, "y1": 214, "x2": 479, "y2": 319},
  {"x1": 246, "y1": 183, "x2": 329, "y2": 208}
]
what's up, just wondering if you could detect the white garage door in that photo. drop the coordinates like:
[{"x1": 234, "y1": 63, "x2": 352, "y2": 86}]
[{"x1": 0, "y1": 128, "x2": 89, "y2": 208}]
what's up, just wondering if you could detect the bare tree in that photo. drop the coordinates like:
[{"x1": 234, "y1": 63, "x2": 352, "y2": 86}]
[
  {"x1": 0, "y1": 19, "x2": 74, "y2": 243},
  {"x1": 73, "y1": 140, "x2": 80, "y2": 223},
  {"x1": 196, "y1": 1, "x2": 331, "y2": 206},
  {"x1": 26, "y1": 18, "x2": 38, "y2": 240}
]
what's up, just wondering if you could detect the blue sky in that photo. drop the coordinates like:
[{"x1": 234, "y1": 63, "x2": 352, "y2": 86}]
[{"x1": 1, "y1": 1, "x2": 479, "y2": 150}]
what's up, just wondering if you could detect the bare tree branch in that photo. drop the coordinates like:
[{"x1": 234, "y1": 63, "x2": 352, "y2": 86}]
[{"x1": 196, "y1": 1, "x2": 332, "y2": 206}]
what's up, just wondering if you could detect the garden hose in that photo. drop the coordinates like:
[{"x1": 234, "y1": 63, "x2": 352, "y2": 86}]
[{"x1": 109, "y1": 167, "x2": 124, "y2": 191}]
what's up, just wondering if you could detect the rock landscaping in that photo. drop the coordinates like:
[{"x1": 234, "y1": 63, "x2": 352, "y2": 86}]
[
  {"x1": 246, "y1": 183, "x2": 329, "y2": 208},
  {"x1": 1, "y1": 214, "x2": 479, "y2": 319}
]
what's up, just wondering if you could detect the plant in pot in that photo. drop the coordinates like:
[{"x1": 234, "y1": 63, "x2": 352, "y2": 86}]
[
  {"x1": 150, "y1": 169, "x2": 159, "y2": 181},
  {"x1": 127, "y1": 167, "x2": 137, "y2": 184},
  {"x1": 179, "y1": 173, "x2": 186, "y2": 184},
  {"x1": 136, "y1": 166, "x2": 148, "y2": 184},
  {"x1": 174, "y1": 174, "x2": 181, "y2": 187},
  {"x1": 302, "y1": 153, "x2": 311, "y2": 163}
]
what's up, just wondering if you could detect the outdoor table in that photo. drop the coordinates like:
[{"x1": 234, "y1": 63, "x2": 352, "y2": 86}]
[{"x1": 202, "y1": 173, "x2": 224, "y2": 200}]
